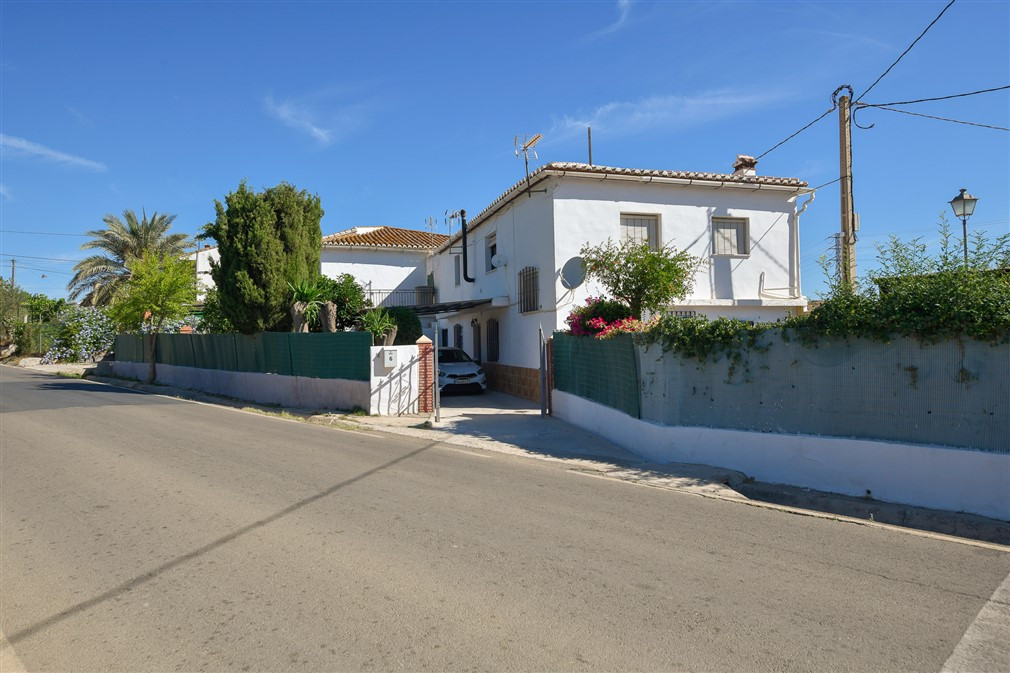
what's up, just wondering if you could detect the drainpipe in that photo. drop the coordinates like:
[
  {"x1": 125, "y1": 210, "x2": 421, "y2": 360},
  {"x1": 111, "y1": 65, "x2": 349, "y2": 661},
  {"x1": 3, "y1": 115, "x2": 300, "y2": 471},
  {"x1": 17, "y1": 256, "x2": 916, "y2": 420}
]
[
  {"x1": 793, "y1": 191, "x2": 815, "y2": 298},
  {"x1": 460, "y1": 209, "x2": 475, "y2": 283}
]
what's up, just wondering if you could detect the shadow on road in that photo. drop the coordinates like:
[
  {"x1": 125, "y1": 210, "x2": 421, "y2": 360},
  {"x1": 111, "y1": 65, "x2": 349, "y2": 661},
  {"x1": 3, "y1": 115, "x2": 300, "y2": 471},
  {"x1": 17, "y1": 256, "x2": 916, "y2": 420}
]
[{"x1": 5, "y1": 440, "x2": 440, "y2": 646}]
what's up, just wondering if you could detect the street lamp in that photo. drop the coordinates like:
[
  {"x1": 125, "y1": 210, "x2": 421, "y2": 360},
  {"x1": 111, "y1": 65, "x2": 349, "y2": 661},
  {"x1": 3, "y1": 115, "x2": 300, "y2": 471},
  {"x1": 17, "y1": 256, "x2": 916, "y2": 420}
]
[{"x1": 949, "y1": 188, "x2": 978, "y2": 266}]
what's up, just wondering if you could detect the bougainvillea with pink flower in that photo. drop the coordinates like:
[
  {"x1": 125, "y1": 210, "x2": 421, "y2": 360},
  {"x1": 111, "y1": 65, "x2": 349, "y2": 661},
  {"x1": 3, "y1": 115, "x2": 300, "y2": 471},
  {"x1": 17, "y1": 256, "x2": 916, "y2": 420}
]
[
  {"x1": 565, "y1": 297, "x2": 633, "y2": 336},
  {"x1": 596, "y1": 316, "x2": 659, "y2": 339}
]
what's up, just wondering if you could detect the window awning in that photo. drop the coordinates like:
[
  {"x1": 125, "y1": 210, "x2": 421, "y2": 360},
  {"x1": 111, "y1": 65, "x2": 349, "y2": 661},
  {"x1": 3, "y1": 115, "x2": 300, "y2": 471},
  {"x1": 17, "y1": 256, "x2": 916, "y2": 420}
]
[{"x1": 411, "y1": 298, "x2": 493, "y2": 316}]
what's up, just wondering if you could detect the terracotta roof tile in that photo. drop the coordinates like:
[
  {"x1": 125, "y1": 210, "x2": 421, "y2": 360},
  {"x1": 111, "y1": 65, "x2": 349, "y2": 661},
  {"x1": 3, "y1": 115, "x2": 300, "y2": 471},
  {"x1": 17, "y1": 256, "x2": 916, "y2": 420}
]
[
  {"x1": 322, "y1": 226, "x2": 448, "y2": 249},
  {"x1": 440, "y1": 162, "x2": 809, "y2": 251}
]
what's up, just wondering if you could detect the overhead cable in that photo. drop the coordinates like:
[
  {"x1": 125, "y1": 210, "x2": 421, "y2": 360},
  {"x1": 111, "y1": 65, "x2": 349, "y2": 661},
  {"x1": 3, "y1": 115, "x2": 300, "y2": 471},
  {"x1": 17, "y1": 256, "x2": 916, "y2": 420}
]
[
  {"x1": 756, "y1": 107, "x2": 836, "y2": 160},
  {"x1": 859, "y1": 105, "x2": 1009, "y2": 131},
  {"x1": 861, "y1": 85, "x2": 1009, "y2": 108},
  {"x1": 0, "y1": 230, "x2": 91, "y2": 237},
  {"x1": 0, "y1": 253, "x2": 84, "y2": 262},
  {"x1": 855, "y1": 0, "x2": 957, "y2": 102}
]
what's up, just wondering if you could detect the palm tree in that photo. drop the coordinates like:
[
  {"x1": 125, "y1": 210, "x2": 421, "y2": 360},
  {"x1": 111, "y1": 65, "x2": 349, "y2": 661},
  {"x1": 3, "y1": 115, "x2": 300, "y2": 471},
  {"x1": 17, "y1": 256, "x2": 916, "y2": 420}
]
[{"x1": 68, "y1": 210, "x2": 190, "y2": 305}]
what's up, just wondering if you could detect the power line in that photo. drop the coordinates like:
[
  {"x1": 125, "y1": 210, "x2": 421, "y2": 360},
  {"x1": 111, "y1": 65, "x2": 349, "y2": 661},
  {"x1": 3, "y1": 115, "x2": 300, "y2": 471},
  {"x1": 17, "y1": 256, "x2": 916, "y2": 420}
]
[
  {"x1": 0, "y1": 253, "x2": 84, "y2": 262},
  {"x1": 861, "y1": 85, "x2": 1010, "y2": 108},
  {"x1": 855, "y1": 0, "x2": 957, "y2": 102},
  {"x1": 859, "y1": 105, "x2": 1009, "y2": 131},
  {"x1": 756, "y1": 106, "x2": 836, "y2": 160},
  {"x1": 0, "y1": 230, "x2": 91, "y2": 237},
  {"x1": 15, "y1": 265, "x2": 73, "y2": 276}
]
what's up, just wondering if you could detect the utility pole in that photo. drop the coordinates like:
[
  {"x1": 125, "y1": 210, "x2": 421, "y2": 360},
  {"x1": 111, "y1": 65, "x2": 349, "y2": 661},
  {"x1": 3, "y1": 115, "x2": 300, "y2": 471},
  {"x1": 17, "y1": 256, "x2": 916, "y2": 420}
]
[
  {"x1": 837, "y1": 92, "x2": 857, "y2": 287},
  {"x1": 9, "y1": 258, "x2": 14, "y2": 286}
]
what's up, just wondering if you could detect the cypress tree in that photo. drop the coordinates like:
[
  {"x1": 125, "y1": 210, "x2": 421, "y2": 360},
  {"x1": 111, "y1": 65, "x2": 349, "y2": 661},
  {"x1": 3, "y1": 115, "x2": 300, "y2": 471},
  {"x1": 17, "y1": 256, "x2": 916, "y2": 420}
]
[{"x1": 202, "y1": 181, "x2": 323, "y2": 333}]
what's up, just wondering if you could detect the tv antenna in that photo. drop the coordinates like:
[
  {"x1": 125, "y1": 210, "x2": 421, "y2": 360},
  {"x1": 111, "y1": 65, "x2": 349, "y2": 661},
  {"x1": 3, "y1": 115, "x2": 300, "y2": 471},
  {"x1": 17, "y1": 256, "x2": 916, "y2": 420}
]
[{"x1": 514, "y1": 133, "x2": 544, "y2": 197}]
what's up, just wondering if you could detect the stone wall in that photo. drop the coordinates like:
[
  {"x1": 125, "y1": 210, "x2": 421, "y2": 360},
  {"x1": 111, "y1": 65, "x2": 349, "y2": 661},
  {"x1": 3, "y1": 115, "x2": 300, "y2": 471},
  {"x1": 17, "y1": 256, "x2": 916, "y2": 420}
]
[{"x1": 482, "y1": 361, "x2": 541, "y2": 402}]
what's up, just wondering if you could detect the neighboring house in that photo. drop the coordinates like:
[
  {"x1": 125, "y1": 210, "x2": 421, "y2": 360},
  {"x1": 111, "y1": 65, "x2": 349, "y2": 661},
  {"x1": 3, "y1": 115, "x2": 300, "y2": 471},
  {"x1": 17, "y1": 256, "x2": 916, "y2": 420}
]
[
  {"x1": 320, "y1": 226, "x2": 447, "y2": 307},
  {"x1": 189, "y1": 244, "x2": 219, "y2": 303},
  {"x1": 188, "y1": 226, "x2": 448, "y2": 308},
  {"x1": 420, "y1": 157, "x2": 812, "y2": 401}
]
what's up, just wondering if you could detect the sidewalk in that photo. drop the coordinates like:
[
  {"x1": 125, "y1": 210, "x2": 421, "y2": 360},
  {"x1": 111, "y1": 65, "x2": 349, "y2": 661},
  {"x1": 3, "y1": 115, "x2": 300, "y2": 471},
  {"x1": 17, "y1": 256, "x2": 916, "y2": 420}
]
[{"x1": 342, "y1": 390, "x2": 749, "y2": 499}]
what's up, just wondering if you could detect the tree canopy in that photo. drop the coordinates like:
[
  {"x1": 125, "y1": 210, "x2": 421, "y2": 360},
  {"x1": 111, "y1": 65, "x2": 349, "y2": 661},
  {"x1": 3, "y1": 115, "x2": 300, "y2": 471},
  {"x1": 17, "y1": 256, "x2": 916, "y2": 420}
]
[
  {"x1": 201, "y1": 181, "x2": 323, "y2": 333},
  {"x1": 579, "y1": 239, "x2": 699, "y2": 319},
  {"x1": 68, "y1": 209, "x2": 190, "y2": 306},
  {"x1": 109, "y1": 252, "x2": 197, "y2": 382}
]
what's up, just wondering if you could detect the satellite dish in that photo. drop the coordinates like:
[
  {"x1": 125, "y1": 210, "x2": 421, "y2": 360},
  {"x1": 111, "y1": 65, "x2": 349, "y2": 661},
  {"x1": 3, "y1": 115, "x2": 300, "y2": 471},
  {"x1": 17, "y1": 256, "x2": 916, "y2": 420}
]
[
  {"x1": 491, "y1": 253, "x2": 507, "y2": 268},
  {"x1": 560, "y1": 256, "x2": 585, "y2": 289}
]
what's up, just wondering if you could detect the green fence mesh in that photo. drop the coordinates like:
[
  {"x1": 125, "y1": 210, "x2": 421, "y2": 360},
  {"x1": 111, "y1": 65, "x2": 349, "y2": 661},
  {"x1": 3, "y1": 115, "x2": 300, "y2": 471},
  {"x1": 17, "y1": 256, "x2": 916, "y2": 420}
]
[
  {"x1": 553, "y1": 332, "x2": 640, "y2": 418},
  {"x1": 114, "y1": 332, "x2": 370, "y2": 381}
]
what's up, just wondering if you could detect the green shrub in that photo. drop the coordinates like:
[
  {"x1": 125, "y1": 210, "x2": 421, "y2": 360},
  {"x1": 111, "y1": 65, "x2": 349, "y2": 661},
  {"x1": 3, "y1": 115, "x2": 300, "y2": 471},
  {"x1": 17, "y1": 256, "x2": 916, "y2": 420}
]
[
  {"x1": 317, "y1": 274, "x2": 370, "y2": 330},
  {"x1": 14, "y1": 321, "x2": 59, "y2": 357},
  {"x1": 387, "y1": 306, "x2": 422, "y2": 345}
]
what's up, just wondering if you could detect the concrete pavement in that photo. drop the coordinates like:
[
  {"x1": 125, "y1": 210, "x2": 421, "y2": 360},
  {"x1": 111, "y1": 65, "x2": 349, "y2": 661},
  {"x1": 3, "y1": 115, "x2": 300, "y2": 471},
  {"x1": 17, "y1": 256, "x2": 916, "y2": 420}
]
[{"x1": 3, "y1": 364, "x2": 1010, "y2": 672}]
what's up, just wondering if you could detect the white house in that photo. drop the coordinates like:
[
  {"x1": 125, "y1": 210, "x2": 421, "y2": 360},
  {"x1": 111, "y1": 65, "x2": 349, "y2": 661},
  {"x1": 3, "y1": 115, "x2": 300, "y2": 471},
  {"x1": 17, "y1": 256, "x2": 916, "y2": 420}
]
[
  {"x1": 320, "y1": 226, "x2": 446, "y2": 307},
  {"x1": 189, "y1": 244, "x2": 219, "y2": 303},
  {"x1": 190, "y1": 226, "x2": 448, "y2": 308},
  {"x1": 420, "y1": 157, "x2": 812, "y2": 401}
]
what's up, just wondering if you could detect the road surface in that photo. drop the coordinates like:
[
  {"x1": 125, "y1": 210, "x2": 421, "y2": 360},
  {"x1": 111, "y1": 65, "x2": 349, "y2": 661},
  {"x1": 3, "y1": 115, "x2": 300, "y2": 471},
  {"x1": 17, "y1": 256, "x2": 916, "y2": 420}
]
[{"x1": 2, "y1": 366, "x2": 1008, "y2": 672}]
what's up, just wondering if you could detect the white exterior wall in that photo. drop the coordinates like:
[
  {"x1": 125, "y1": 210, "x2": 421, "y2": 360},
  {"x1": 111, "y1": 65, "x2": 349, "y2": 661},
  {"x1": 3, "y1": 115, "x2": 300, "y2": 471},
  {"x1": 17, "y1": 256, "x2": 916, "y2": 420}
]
[
  {"x1": 190, "y1": 247, "x2": 220, "y2": 302},
  {"x1": 426, "y1": 176, "x2": 807, "y2": 370},
  {"x1": 426, "y1": 192, "x2": 558, "y2": 370},
  {"x1": 551, "y1": 178, "x2": 805, "y2": 326},
  {"x1": 553, "y1": 390, "x2": 1010, "y2": 521},
  {"x1": 368, "y1": 345, "x2": 420, "y2": 416},
  {"x1": 320, "y1": 247, "x2": 428, "y2": 293}
]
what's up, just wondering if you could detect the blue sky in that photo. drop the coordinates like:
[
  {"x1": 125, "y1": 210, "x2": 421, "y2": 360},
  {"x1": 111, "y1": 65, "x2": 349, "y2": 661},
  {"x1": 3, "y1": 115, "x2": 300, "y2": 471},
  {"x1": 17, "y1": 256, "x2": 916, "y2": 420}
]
[{"x1": 2, "y1": 0, "x2": 1007, "y2": 299}]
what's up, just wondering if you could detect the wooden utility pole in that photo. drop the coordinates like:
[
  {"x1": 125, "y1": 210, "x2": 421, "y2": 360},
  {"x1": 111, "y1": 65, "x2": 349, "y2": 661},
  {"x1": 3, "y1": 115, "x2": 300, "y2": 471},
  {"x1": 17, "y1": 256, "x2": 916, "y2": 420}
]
[
  {"x1": 838, "y1": 94, "x2": 857, "y2": 286},
  {"x1": 9, "y1": 258, "x2": 14, "y2": 286}
]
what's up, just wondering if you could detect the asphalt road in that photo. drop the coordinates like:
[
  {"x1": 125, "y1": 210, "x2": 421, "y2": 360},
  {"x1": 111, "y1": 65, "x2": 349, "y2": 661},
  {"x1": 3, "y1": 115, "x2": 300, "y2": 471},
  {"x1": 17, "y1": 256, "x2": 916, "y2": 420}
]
[{"x1": 2, "y1": 365, "x2": 1008, "y2": 672}]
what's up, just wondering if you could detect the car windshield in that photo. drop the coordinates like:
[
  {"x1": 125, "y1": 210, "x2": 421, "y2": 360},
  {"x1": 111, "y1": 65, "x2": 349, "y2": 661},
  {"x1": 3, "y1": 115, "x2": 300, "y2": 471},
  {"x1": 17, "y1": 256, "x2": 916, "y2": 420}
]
[{"x1": 439, "y1": 348, "x2": 473, "y2": 363}]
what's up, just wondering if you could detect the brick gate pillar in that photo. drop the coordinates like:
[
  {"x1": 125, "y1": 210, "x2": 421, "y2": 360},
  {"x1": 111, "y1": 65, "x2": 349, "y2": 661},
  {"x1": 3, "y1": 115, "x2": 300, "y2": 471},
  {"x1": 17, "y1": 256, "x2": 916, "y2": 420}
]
[{"x1": 416, "y1": 335, "x2": 434, "y2": 414}]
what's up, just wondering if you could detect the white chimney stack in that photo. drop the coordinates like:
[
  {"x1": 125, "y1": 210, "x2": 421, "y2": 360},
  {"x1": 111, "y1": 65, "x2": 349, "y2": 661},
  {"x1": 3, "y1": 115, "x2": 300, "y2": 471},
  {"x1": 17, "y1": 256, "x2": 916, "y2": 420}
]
[{"x1": 733, "y1": 154, "x2": 758, "y2": 176}]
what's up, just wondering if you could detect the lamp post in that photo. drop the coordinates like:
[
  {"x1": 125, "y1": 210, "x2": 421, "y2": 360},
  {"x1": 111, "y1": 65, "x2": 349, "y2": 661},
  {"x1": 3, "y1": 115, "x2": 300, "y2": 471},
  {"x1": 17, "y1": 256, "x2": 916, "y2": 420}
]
[{"x1": 949, "y1": 188, "x2": 978, "y2": 267}]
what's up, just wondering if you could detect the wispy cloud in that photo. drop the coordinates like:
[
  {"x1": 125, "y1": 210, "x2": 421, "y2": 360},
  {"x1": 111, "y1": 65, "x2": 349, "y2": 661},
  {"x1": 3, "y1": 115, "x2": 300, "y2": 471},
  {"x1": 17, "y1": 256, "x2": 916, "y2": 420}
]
[
  {"x1": 0, "y1": 134, "x2": 107, "y2": 171},
  {"x1": 0, "y1": 184, "x2": 11, "y2": 200},
  {"x1": 587, "y1": 0, "x2": 633, "y2": 39},
  {"x1": 550, "y1": 89, "x2": 788, "y2": 140},
  {"x1": 67, "y1": 106, "x2": 92, "y2": 126},
  {"x1": 263, "y1": 91, "x2": 368, "y2": 146}
]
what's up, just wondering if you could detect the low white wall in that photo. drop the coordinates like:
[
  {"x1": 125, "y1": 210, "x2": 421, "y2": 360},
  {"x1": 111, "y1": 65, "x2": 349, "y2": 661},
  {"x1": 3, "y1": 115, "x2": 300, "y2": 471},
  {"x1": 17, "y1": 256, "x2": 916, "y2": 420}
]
[
  {"x1": 553, "y1": 390, "x2": 1010, "y2": 521},
  {"x1": 111, "y1": 362, "x2": 370, "y2": 412},
  {"x1": 368, "y1": 345, "x2": 420, "y2": 416}
]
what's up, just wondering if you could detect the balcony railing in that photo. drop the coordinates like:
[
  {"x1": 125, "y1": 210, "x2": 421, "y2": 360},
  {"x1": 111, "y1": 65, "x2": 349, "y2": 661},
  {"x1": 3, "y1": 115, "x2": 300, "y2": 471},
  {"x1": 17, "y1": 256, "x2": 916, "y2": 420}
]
[{"x1": 365, "y1": 287, "x2": 437, "y2": 308}]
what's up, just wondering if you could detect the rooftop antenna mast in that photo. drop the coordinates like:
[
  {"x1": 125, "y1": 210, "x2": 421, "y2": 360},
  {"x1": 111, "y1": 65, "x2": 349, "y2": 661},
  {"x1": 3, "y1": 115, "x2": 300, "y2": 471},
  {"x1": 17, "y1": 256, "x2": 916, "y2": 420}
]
[{"x1": 514, "y1": 133, "x2": 544, "y2": 198}]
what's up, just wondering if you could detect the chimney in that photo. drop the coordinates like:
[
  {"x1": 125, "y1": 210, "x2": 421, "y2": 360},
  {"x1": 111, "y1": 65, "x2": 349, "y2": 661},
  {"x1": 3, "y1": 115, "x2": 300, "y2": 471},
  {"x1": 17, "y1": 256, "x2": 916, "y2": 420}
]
[
  {"x1": 733, "y1": 154, "x2": 758, "y2": 176},
  {"x1": 203, "y1": 244, "x2": 211, "y2": 249}
]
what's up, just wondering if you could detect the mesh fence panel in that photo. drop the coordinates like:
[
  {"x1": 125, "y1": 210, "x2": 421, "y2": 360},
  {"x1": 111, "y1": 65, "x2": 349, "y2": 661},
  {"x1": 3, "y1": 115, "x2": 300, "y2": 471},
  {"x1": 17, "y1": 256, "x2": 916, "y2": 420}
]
[
  {"x1": 114, "y1": 334, "x2": 144, "y2": 363},
  {"x1": 290, "y1": 332, "x2": 371, "y2": 380},
  {"x1": 636, "y1": 335, "x2": 1010, "y2": 454},
  {"x1": 260, "y1": 332, "x2": 294, "y2": 376},
  {"x1": 553, "y1": 332, "x2": 640, "y2": 418},
  {"x1": 113, "y1": 332, "x2": 370, "y2": 380}
]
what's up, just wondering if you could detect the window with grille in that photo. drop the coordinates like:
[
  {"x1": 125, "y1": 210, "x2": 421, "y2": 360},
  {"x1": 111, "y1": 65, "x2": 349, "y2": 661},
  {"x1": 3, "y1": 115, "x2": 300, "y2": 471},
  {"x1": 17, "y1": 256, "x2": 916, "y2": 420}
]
[
  {"x1": 712, "y1": 218, "x2": 750, "y2": 255},
  {"x1": 454, "y1": 256, "x2": 461, "y2": 286},
  {"x1": 620, "y1": 214, "x2": 658, "y2": 248},
  {"x1": 486, "y1": 318, "x2": 500, "y2": 362},
  {"x1": 518, "y1": 266, "x2": 539, "y2": 314},
  {"x1": 453, "y1": 324, "x2": 463, "y2": 349},
  {"x1": 485, "y1": 232, "x2": 497, "y2": 273},
  {"x1": 440, "y1": 328, "x2": 448, "y2": 347}
]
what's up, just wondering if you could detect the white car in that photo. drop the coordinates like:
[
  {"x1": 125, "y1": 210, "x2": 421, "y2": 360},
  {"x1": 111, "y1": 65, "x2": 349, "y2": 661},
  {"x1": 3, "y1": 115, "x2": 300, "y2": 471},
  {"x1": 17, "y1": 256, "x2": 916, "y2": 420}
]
[{"x1": 437, "y1": 347, "x2": 487, "y2": 394}]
